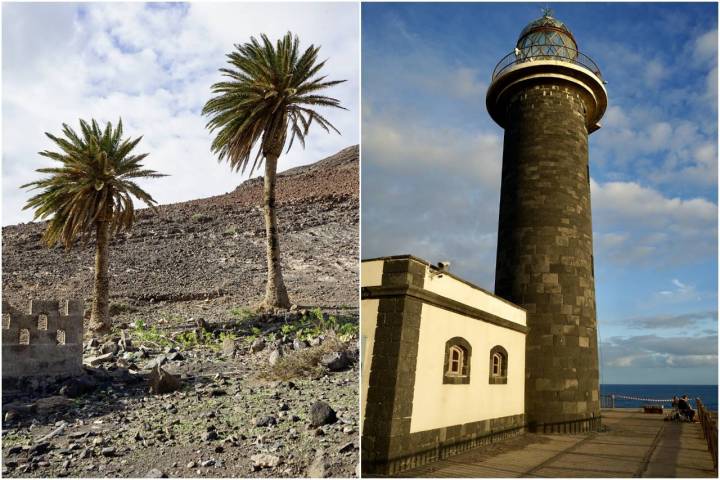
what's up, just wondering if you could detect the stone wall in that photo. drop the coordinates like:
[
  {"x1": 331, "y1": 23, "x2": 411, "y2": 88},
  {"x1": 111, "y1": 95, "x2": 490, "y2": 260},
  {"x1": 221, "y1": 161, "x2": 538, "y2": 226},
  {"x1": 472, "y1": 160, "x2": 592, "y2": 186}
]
[
  {"x1": 494, "y1": 81, "x2": 601, "y2": 432},
  {"x1": 2, "y1": 299, "x2": 84, "y2": 379}
]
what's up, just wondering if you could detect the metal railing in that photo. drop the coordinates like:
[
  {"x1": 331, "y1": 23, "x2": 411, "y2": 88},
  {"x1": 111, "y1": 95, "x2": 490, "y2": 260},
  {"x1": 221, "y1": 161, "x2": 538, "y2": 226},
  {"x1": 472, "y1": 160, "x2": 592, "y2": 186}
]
[
  {"x1": 600, "y1": 393, "x2": 672, "y2": 409},
  {"x1": 492, "y1": 45, "x2": 603, "y2": 81},
  {"x1": 696, "y1": 398, "x2": 718, "y2": 472},
  {"x1": 600, "y1": 394, "x2": 615, "y2": 409}
]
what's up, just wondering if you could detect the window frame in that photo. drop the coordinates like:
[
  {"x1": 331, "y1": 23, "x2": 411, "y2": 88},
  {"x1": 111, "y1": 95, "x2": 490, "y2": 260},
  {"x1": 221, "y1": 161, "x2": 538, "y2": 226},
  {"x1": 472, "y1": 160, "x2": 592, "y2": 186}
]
[
  {"x1": 489, "y1": 345, "x2": 508, "y2": 384},
  {"x1": 443, "y1": 337, "x2": 472, "y2": 385}
]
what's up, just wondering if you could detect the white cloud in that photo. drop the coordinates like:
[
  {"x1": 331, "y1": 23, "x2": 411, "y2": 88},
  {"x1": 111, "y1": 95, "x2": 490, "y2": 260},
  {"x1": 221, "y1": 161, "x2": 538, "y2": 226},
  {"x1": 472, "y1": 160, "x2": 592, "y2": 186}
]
[
  {"x1": 693, "y1": 28, "x2": 718, "y2": 65},
  {"x1": 656, "y1": 278, "x2": 702, "y2": 303},
  {"x1": 591, "y1": 179, "x2": 716, "y2": 226},
  {"x1": 706, "y1": 65, "x2": 718, "y2": 103},
  {"x1": 362, "y1": 109, "x2": 504, "y2": 287},
  {"x1": 644, "y1": 59, "x2": 666, "y2": 86},
  {"x1": 591, "y1": 179, "x2": 717, "y2": 266},
  {"x1": 603, "y1": 105, "x2": 629, "y2": 129},
  {"x1": 2, "y1": 2, "x2": 359, "y2": 226},
  {"x1": 622, "y1": 310, "x2": 717, "y2": 330},
  {"x1": 363, "y1": 113, "x2": 502, "y2": 188},
  {"x1": 602, "y1": 334, "x2": 718, "y2": 368},
  {"x1": 592, "y1": 26, "x2": 718, "y2": 189}
]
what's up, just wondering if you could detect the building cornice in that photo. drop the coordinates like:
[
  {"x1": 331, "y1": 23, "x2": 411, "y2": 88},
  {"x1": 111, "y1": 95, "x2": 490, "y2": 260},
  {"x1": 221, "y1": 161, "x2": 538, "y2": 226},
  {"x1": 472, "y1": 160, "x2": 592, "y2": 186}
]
[
  {"x1": 362, "y1": 284, "x2": 528, "y2": 334},
  {"x1": 486, "y1": 59, "x2": 608, "y2": 133}
]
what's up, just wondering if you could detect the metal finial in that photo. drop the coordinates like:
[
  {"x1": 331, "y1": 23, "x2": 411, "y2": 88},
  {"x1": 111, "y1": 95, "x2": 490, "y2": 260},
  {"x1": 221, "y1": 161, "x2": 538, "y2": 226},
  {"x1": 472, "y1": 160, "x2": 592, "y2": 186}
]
[{"x1": 542, "y1": 6, "x2": 553, "y2": 18}]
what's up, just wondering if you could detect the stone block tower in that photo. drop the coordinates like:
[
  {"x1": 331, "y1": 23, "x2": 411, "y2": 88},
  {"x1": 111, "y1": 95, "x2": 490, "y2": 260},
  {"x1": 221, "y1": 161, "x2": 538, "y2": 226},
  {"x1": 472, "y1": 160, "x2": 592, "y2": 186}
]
[{"x1": 486, "y1": 11, "x2": 607, "y2": 433}]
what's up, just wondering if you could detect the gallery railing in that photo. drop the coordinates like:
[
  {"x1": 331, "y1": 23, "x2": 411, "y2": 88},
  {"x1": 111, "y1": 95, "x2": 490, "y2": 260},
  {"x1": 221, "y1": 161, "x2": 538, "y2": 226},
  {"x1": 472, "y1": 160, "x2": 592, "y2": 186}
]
[
  {"x1": 600, "y1": 394, "x2": 615, "y2": 409},
  {"x1": 696, "y1": 398, "x2": 718, "y2": 472},
  {"x1": 492, "y1": 45, "x2": 603, "y2": 81}
]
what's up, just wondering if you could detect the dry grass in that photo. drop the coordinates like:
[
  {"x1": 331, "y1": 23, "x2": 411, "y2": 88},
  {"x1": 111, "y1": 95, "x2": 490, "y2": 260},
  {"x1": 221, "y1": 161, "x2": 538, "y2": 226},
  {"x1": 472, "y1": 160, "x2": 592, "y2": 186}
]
[{"x1": 261, "y1": 333, "x2": 348, "y2": 381}]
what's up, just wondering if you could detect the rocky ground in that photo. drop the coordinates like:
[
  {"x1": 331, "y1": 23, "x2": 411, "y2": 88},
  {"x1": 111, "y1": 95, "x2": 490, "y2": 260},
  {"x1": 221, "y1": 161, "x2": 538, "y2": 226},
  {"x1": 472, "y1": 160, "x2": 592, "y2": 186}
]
[{"x1": 1, "y1": 146, "x2": 360, "y2": 478}]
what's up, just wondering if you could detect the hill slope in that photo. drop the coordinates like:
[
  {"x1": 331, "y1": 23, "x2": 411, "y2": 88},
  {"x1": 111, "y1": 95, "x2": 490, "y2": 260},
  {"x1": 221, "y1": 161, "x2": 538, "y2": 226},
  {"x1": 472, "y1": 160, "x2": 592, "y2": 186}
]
[{"x1": 2, "y1": 145, "x2": 359, "y2": 313}]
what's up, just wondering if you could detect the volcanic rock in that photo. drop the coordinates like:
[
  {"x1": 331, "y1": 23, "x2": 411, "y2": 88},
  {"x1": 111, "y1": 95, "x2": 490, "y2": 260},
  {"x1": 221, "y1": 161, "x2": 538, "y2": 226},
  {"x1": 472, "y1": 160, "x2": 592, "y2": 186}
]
[
  {"x1": 222, "y1": 338, "x2": 236, "y2": 357},
  {"x1": 85, "y1": 353, "x2": 114, "y2": 366},
  {"x1": 269, "y1": 349, "x2": 283, "y2": 366},
  {"x1": 148, "y1": 366, "x2": 181, "y2": 394},
  {"x1": 255, "y1": 416, "x2": 277, "y2": 427},
  {"x1": 251, "y1": 338, "x2": 266, "y2": 353},
  {"x1": 309, "y1": 401, "x2": 337, "y2": 427},
  {"x1": 308, "y1": 449, "x2": 328, "y2": 478},
  {"x1": 320, "y1": 351, "x2": 350, "y2": 371},
  {"x1": 251, "y1": 453, "x2": 281, "y2": 469}
]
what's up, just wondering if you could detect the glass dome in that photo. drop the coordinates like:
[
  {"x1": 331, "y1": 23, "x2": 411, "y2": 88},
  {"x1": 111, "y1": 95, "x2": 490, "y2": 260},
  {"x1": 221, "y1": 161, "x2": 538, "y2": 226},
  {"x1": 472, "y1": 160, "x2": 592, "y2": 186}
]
[{"x1": 516, "y1": 11, "x2": 578, "y2": 61}]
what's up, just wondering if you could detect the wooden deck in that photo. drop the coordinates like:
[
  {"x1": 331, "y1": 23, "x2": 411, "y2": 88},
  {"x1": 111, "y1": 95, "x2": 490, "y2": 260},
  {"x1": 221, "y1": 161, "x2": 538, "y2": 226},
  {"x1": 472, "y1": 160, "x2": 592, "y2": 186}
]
[{"x1": 399, "y1": 409, "x2": 717, "y2": 477}]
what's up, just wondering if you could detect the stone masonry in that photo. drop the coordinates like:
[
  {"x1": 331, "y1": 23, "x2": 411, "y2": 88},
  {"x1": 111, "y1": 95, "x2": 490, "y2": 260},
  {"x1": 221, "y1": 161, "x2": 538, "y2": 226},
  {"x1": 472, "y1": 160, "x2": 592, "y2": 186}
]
[
  {"x1": 362, "y1": 257, "x2": 425, "y2": 475},
  {"x1": 494, "y1": 82, "x2": 601, "y2": 432},
  {"x1": 2, "y1": 299, "x2": 84, "y2": 380}
]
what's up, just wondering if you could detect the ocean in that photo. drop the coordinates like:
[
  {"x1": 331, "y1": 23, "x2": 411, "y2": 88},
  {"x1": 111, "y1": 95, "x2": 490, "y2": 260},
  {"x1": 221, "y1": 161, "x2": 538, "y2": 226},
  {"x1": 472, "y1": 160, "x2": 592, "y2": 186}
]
[{"x1": 600, "y1": 384, "x2": 718, "y2": 411}]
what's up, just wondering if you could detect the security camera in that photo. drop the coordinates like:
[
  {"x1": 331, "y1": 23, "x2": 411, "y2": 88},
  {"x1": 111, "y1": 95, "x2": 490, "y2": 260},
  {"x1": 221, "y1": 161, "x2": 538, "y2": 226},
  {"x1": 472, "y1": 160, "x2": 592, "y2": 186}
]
[{"x1": 437, "y1": 261, "x2": 451, "y2": 272}]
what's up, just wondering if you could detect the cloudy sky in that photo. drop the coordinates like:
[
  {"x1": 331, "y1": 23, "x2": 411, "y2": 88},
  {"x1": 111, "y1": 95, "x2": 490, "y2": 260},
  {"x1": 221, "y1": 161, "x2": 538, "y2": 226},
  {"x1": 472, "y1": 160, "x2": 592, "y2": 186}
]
[
  {"x1": 362, "y1": 2, "x2": 718, "y2": 385},
  {"x1": 2, "y1": 2, "x2": 359, "y2": 225}
]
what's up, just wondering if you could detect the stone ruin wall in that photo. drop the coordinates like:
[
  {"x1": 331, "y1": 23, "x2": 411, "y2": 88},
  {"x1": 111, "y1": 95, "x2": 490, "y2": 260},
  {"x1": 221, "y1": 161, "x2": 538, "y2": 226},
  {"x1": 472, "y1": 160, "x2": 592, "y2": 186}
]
[{"x1": 2, "y1": 299, "x2": 84, "y2": 379}]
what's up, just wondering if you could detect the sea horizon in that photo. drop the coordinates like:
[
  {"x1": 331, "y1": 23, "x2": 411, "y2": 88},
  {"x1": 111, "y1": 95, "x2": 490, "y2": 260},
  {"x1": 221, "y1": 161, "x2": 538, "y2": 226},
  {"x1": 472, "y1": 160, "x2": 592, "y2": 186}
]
[
  {"x1": 600, "y1": 384, "x2": 718, "y2": 411},
  {"x1": 601, "y1": 383, "x2": 718, "y2": 386}
]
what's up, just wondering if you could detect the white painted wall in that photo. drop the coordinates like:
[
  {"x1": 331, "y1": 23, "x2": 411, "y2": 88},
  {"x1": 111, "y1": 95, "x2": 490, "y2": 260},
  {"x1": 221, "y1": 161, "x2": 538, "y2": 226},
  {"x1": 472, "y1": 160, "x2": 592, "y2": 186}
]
[
  {"x1": 409, "y1": 303, "x2": 526, "y2": 433},
  {"x1": 360, "y1": 298, "x2": 379, "y2": 430},
  {"x1": 361, "y1": 260, "x2": 384, "y2": 287},
  {"x1": 424, "y1": 270, "x2": 526, "y2": 326}
]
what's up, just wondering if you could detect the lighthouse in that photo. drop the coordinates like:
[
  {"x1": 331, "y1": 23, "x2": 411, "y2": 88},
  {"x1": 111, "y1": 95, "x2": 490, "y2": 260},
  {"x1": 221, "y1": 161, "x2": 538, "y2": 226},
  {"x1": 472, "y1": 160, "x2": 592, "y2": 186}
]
[{"x1": 486, "y1": 10, "x2": 607, "y2": 433}]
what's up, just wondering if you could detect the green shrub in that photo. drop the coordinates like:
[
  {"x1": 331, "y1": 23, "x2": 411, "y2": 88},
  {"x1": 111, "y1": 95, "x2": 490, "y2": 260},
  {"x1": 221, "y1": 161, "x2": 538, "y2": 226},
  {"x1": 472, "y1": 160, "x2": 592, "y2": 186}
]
[
  {"x1": 132, "y1": 319, "x2": 238, "y2": 352},
  {"x1": 223, "y1": 225, "x2": 238, "y2": 236},
  {"x1": 266, "y1": 309, "x2": 360, "y2": 342},
  {"x1": 191, "y1": 213, "x2": 212, "y2": 223},
  {"x1": 229, "y1": 307, "x2": 254, "y2": 322},
  {"x1": 131, "y1": 319, "x2": 173, "y2": 348}
]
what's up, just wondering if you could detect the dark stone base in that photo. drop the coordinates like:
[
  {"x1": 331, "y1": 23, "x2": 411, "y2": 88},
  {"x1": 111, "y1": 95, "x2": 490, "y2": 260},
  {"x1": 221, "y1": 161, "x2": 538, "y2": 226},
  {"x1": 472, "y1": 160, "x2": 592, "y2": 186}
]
[
  {"x1": 528, "y1": 415, "x2": 601, "y2": 434},
  {"x1": 363, "y1": 414, "x2": 526, "y2": 476}
]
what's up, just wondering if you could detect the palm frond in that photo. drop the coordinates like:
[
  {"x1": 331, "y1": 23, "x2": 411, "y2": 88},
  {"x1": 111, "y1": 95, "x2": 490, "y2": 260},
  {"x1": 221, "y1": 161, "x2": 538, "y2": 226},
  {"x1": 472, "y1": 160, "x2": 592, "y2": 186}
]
[
  {"x1": 202, "y1": 31, "x2": 346, "y2": 170},
  {"x1": 22, "y1": 118, "x2": 165, "y2": 248}
]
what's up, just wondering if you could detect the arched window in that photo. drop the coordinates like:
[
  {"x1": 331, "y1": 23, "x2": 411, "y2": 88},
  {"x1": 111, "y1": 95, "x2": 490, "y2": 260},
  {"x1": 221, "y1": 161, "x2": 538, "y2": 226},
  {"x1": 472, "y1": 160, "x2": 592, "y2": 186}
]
[
  {"x1": 489, "y1": 345, "x2": 508, "y2": 384},
  {"x1": 443, "y1": 337, "x2": 472, "y2": 385}
]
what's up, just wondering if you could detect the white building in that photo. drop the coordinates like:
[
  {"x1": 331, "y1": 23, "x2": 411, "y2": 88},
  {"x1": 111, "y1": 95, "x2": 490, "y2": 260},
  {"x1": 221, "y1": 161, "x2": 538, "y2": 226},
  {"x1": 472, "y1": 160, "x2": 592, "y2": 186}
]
[{"x1": 361, "y1": 255, "x2": 527, "y2": 475}]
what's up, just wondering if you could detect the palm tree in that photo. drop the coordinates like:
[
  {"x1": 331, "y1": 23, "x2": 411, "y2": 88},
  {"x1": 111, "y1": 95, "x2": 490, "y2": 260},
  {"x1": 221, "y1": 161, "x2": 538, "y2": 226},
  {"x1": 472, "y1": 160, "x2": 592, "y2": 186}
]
[
  {"x1": 202, "y1": 32, "x2": 345, "y2": 311},
  {"x1": 22, "y1": 119, "x2": 165, "y2": 334}
]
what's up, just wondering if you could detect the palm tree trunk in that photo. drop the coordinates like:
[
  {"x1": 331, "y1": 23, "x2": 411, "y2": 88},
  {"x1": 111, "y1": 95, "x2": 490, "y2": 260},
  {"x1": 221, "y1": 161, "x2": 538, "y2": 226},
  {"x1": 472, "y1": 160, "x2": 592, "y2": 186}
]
[
  {"x1": 89, "y1": 220, "x2": 111, "y2": 333},
  {"x1": 260, "y1": 152, "x2": 291, "y2": 310}
]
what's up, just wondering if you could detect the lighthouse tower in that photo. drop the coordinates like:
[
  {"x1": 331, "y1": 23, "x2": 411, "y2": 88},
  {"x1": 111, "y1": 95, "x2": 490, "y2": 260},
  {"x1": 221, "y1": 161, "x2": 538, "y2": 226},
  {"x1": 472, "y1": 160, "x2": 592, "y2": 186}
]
[{"x1": 486, "y1": 11, "x2": 607, "y2": 433}]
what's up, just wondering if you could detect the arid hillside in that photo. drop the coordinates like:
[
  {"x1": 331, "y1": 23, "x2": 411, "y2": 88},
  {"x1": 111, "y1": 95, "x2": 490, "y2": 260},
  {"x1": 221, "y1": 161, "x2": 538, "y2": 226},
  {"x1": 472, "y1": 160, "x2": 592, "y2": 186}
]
[{"x1": 2, "y1": 145, "x2": 359, "y2": 312}]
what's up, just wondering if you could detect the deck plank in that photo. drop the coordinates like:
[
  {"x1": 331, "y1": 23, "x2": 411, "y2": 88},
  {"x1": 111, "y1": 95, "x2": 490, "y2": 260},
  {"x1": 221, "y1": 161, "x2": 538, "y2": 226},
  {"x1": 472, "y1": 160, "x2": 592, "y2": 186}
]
[{"x1": 398, "y1": 409, "x2": 716, "y2": 478}]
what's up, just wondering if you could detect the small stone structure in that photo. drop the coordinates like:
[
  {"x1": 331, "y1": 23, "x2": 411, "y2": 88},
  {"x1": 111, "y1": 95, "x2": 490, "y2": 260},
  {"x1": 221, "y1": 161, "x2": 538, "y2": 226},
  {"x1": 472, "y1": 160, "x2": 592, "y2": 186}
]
[
  {"x1": 361, "y1": 255, "x2": 527, "y2": 475},
  {"x1": 2, "y1": 299, "x2": 84, "y2": 380}
]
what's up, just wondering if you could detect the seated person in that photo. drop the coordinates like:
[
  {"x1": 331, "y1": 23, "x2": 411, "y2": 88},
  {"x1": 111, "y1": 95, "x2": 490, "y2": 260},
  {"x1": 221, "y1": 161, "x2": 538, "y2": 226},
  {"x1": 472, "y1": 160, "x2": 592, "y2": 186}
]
[{"x1": 677, "y1": 395, "x2": 696, "y2": 421}]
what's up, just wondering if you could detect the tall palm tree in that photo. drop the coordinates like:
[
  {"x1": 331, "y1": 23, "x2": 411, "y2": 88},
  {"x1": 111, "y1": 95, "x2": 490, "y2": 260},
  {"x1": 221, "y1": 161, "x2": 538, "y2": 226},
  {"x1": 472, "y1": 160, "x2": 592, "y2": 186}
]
[
  {"x1": 22, "y1": 119, "x2": 165, "y2": 334},
  {"x1": 202, "y1": 32, "x2": 345, "y2": 311}
]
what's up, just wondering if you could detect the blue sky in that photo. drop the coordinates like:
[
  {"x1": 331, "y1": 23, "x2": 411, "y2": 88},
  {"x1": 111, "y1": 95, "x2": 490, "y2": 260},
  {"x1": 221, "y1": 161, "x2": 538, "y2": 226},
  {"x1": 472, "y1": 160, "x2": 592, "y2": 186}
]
[
  {"x1": 362, "y1": 2, "x2": 718, "y2": 385},
  {"x1": 2, "y1": 2, "x2": 359, "y2": 226}
]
